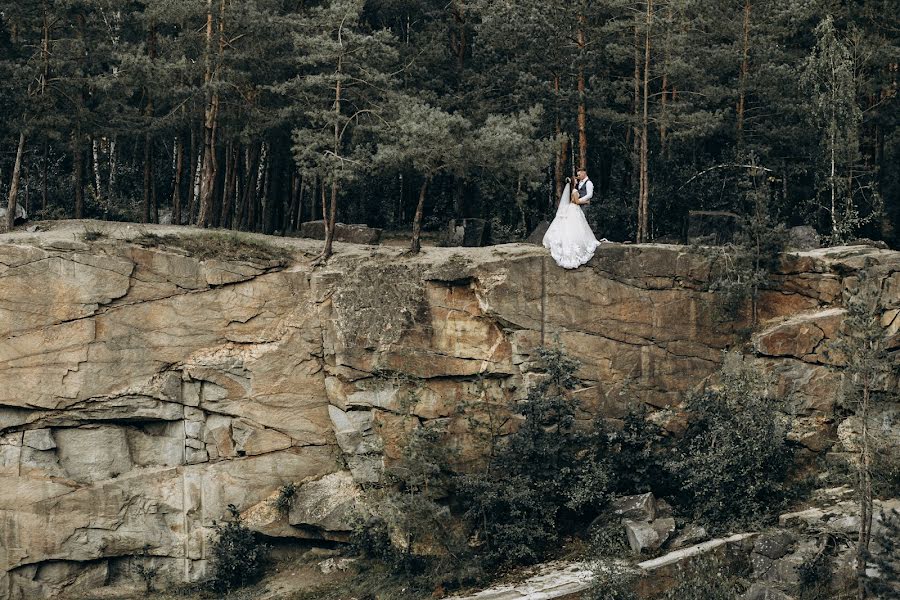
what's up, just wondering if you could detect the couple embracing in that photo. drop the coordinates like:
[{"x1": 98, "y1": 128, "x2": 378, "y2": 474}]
[{"x1": 542, "y1": 169, "x2": 608, "y2": 269}]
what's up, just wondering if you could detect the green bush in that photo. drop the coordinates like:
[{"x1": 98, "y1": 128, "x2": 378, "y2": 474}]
[
  {"x1": 583, "y1": 562, "x2": 639, "y2": 600},
  {"x1": 209, "y1": 504, "x2": 269, "y2": 592},
  {"x1": 665, "y1": 352, "x2": 793, "y2": 531},
  {"x1": 457, "y1": 346, "x2": 613, "y2": 567}
]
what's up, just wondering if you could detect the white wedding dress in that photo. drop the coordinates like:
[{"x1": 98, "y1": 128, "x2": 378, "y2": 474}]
[{"x1": 542, "y1": 183, "x2": 601, "y2": 269}]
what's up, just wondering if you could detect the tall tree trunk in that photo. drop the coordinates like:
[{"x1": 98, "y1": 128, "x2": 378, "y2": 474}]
[
  {"x1": 554, "y1": 75, "x2": 568, "y2": 200},
  {"x1": 197, "y1": 0, "x2": 220, "y2": 228},
  {"x1": 856, "y1": 377, "x2": 873, "y2": 600},
  {"x1": 321, "y1": 54, "x2": 343, "y2": 260},
  {"x1": 91, "y1": 138, "x2": 102, "y2": 205},
  {"x1": 576, "y1": 13, "x2": 588, "y2": 171},
  {"x1": 143, "y1": 134, "x2": 153, "y2": 223},
  {"x1": 6, "y1": 131, "x2": 26, "y2": 230},
  {"x1": 736, "y1": 0, "x2": 751, "y2": 139},
  {"x1": 108, "y1": 138, "x2": 117, "y2": 208},
  {"x1": 631, "y1": 19, "x2": 641, "y2": 195},
  {"x1": 220, "y1": 141, "x2": 236, "y2": 229},
  {"x1": 73, "y1": 125, "x2": 84, "y2": 219},
  {"x1": 41, "y1": 142, "x2": 48, "y2": 214},
  {"x1": 410, "y1": 176, "x2": 431, "y2": 254},
  {"x1": 172, "y1": 135, "x2": 184, "y2": 225},
  {"x1": 638, "y1": 0, "x2": 652, "y2": 243},
  {"x1": 187, "y1": 127, "x2": 199, "y2": 223},
  {"x1": 659, "y1": 3, "x2": 672, "y2": 155},
  {"x1": 142, "y1": 25, "x2": 157, "y2": 224}
]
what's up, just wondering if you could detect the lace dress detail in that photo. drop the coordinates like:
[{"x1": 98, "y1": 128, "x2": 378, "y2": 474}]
[{"x1": 542, "y1": 183, "x2": 601, "y2": 269}]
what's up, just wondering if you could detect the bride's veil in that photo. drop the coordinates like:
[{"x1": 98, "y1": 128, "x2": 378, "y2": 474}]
[{"x1": 554, "y1": 183, "x2": 571, "y2": 218}]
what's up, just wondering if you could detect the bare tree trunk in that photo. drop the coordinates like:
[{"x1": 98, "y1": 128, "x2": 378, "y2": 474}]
[
  {"x1": 631, "y1": 18, "x2": 641, "y2": 196},
  {"x1": 220, "y1": 141, "x2": 236, "y2": 228},
  {"x1": 576, "y1": 14, "x2": 588, "y2": 171},
  {"x1": 73, "y1": 126, "x2": 84, "y2": 219},
  {"x1": 554, "y1": 75, "x2": 568, "y2": 199},
  {"x1": 638, "y1": 0, "x2": 652, "y2": 243},
  {"x1": 736, "y1": 0, "x2": 751, "y2": 139},
  {"x1": 172, "y1": 135, "x2": 184, "y2": 225},
  {"x1": 41, "y1": 142, "x2": 48, "y2": 214},
  {"x1": 143, "y1": 134, "x2": 153, "y2": 223},
  {"x1": 187, "y1": 128, "x2": 200, "y2": 223},
  {"x1": 91, "y1": 138, "x2": 102, "y2": 204},
  {"x1": 410, "y1": 176, "x2": 431, "y2": 254},
  {"x1": 6, "y1": 131, "x2": 26, "y2": 230},
  {"x1": 197, "y1": 0, "x2": 220, "y2": 228},
  {"x1": 659, "y1": 3, "x2": 672, "y2": 156},
  {"x1": 856, "y1": 378, "x2": 874, "y2": 600},
  {"x1": 108, "y1": 138, "x2": 117, "y2": 208},
  {"x1": 320, "y1": 53, "x2": 343, "y2": 261}
]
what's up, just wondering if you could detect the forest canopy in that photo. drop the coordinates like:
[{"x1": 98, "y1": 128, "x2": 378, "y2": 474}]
[{"x1": 0, "y1": 0, "x2": 898, "y2": 249}]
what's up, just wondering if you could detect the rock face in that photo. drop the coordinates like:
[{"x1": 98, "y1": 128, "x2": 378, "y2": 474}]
[{"x1": 1, "y1": 222, "x2": 899, "y2": 598}]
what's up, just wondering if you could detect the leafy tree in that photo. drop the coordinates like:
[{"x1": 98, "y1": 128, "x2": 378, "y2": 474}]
[
  {"x1": 801, "y1": 15, "x2": 881, "y2": 243},
  {"x1": 285, "y1": 0, "x2": 398, "y2": 261},
  {"x1": 834, "y1": 267, "x2": 898, "y2": 599}
]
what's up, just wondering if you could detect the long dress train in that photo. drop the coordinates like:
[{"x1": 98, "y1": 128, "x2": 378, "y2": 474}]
[{"x1": 542, "y1": 183, "x2": 601, "y2": 269}]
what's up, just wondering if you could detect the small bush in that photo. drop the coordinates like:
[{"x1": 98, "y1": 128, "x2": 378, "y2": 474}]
[
  {"x1": 81, "y1": 227, "x2": 108, "y2": 242},
  {"x1": 457, "y1": 346, "x2": 614, "y2": 568},
  {"x1": 209, "y1": 504, "x2": 268, "y2": 593},
  {"x1": 666, "y1": 352, "x2": 793, "y2": 531},
  {"x1": 272, "y1": 482, "x2": 297, "y2": 514}
]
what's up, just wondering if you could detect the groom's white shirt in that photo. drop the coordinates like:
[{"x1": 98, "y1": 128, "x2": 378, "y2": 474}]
[{"x1": 578, "y1": 179, "x2": 594, "y2": 203}]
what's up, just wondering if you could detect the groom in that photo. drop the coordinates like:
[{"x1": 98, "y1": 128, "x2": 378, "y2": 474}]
[{"x1": 574, "y1": 169, "x2": 594, "y2": 205}]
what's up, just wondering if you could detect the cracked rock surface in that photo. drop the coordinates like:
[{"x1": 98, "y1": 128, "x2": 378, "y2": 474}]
[{"x1": 1, "y1": 222, "x2": 898, "y2": 598}]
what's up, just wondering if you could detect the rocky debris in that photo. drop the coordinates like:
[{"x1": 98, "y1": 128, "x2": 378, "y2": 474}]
[
  {"x1": 318, "y1": 557, "x2": 356, "y2": 575},
  {"x1": 612, "y1": 493, "x2": 657, "y2": 521},
  {"x1": 446, "y1": 218, "x2": 490, "y2": 247},
  {"x1": 741, "y1": 582, "x2": 796, "y2": 600},
  {"x1": 612, "y1": 494, "x2": 677, "y2": 553},
  {"x1": 299, "y1": 220, "x2": 382, "y2": 245},
  {"x1": 668, "y1": 524, "x2": 709, "y2": 550},
  {"x1": 685, "y1": 210, "x2": 739, "y2": 244},
  {"x1": 787, "y1": 226, "x2": 820, "y2": 250}
]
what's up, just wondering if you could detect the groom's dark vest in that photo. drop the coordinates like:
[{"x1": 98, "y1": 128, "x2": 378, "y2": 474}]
[{"x1": 577, "y1": 179, "x2": 590, "y2": 199}]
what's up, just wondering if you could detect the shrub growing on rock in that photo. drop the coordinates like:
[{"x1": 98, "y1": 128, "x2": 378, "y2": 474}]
[
  {"x1": 457, "y1": 346, "x2": 614, "y2": 567},
  {"x1": 209, "y1": 504, "x2": 269, "y2": 592},
  {"x1": 666, "y1": 352, "x2": 793, "y2": 531}
]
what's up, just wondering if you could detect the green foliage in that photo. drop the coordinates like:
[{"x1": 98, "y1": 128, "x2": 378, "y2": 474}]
[
  {"x1": 706, "y1": 159, "x2": 788, "y2": 325},
  {"x1": 132, "y1": 545, "x2": 160, "y2": 594},
  {"x1": 666, "y1": 352, "x2": 793, "y2": 531},
  {"x1": 457, "y1": 346, "x2": 613, "y2": 568},
  {"x1": 272, "y1": 482, "x2": 297, "y2": 515},
  {"x1": 209, "y1": 504, "x2": 268, "y2": 593},
  {"x1": 865, "y1": 509, "x2": 900, "y2": 598}
]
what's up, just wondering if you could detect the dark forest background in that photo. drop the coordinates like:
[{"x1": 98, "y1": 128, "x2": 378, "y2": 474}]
[{"x1": 1, "y1": 0, "x2": 897, "y2": 249}]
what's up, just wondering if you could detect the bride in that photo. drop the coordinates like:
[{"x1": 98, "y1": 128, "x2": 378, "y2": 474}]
[{"x1": 542, "y1": 180, "x2": 602, "y2": 269}]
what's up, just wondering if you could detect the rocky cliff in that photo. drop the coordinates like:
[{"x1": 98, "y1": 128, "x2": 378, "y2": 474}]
[{"x1": 1, "y1": 222, "x2": 898, "y2": 599}]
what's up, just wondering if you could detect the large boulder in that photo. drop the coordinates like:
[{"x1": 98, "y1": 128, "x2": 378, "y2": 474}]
[
  {"x1": 299, "y1": 220, "x2": 382, "y2": 245},
  {"x1": 288, "y1": 471, "x2": 364, "y2": 535}
]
